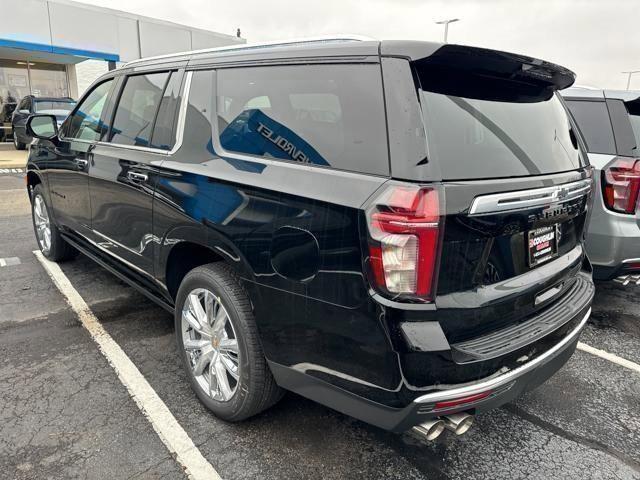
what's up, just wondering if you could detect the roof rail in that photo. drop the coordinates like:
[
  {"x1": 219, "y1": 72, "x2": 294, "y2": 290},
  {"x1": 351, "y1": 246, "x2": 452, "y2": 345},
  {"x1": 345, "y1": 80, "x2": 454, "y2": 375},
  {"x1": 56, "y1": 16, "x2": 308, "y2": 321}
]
[{"x1": 123, "y1": 35, "x2": 375, "y2": 68}]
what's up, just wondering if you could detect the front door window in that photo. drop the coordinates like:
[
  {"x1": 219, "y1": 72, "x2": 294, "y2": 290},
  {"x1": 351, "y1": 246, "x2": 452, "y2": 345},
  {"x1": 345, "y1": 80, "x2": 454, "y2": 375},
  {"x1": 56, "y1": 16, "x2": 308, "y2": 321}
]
[{"x1": 64, "y1": 79, "x2": 114, "y2": 142}]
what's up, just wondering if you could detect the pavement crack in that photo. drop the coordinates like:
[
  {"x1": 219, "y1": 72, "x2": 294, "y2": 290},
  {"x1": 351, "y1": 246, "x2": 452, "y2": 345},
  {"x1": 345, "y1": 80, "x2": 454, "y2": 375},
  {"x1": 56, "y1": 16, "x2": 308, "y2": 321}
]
[{"x1": 503, "y1": 404, "x2": 640, "y2": 473}]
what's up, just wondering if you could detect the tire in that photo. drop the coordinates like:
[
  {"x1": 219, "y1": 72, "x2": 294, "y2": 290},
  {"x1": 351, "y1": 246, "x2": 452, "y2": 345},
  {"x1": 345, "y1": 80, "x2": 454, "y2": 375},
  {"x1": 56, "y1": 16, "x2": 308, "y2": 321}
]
[
  {"x1": 175, "y1": 263, "x2": 283, "y2": 422},
  {"x1": 31, "y1": 184, "x2": 77, "y2": 262},
  {"x1": 13, "y1": 131, "x2": 26, "y2": 150}
]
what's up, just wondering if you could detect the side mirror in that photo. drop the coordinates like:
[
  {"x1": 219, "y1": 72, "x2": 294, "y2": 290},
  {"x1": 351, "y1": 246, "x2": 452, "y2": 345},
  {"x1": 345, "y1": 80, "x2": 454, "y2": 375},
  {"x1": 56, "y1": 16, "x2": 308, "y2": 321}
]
[
  {"x1": 26, "y1": 114, "x2": 59, "y2": 142},
  {"x1": 18, "y1": 109, "x2": 30, "y2": 115}
]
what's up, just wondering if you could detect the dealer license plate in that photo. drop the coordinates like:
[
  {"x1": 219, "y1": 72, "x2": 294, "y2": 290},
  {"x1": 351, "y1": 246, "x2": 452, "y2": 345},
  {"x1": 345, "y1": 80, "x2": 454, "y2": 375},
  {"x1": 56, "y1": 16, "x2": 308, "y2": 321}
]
[{"x1": 527, "y1": 225, "x2": 558, "y2": 267}]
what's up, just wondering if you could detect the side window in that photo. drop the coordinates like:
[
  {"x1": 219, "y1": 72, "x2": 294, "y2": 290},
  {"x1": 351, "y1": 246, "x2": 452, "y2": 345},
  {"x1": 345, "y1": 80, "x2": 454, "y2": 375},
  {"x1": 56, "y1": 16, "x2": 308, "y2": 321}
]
[
  {"x1": 19, "y1": 98, "x2": 30, "y2": 112},
  {"x1": 564, "y1": 100, "x2": 616, "y2": 155},
  {"x1": 150, "y1": 71, "x2": 182, "y2": 150},
  {"x1": 109, "y1": 72, "x2": 169, "y2": 147},
  {"x1": 215, "y1": 64, "x2": 389, "y2": 175},
  {"x1": 625, "y1": 99, "x2": 640, "y2": 153},
  {"x1": 606, "y1": 99, "x2": 637, "y2": 157},
  {"x1": 65, "y1": 79, "x2": 114, "y2": 141}
]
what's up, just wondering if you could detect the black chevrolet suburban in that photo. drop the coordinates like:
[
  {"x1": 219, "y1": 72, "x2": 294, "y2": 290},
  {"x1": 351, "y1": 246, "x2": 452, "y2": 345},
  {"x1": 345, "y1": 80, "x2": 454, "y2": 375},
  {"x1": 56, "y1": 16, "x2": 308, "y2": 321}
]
[{"x1": 26, "y1": 38, "x2": 594, "y2": 440}]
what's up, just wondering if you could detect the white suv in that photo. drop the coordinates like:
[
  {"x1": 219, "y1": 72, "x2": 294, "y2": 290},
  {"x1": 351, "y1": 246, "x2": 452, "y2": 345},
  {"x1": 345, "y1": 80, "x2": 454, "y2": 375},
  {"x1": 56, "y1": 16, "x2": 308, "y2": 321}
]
[{"x1": 562, "y1": 87, "x2": 640, "y2": 284}]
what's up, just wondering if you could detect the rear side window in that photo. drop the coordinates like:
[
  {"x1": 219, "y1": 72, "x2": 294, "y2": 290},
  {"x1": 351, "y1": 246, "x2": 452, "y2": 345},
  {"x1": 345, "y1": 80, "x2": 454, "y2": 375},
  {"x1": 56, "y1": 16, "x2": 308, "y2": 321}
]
[
  {"x1": 606, "y1": 99, "x2": 638, "y2": 157},
  {"x1": 564, "y1": 100, "x2": 616, "y2": 155},
  {"x1": 215, "y1": 64, "x2": 389, "y2": 176},
  {"x1": 109, "y1": 72, "x2": 170, "y2": 147},
  {"x1": 626, "y1": 100, "x2": 640, "y2": 154}
]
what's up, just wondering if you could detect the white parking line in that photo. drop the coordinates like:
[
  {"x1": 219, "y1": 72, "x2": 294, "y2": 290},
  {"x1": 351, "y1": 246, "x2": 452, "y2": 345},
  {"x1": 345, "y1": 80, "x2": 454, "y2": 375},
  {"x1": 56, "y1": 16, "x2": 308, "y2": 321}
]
[
  {"x1": 0, "y1": 257, "x2": 21, "y2": 267},
  {"x1": 577, "y1": 342, "x2": 640, "y2": 374},
  {"x1": 34, "y1": 251, "x2": 221, "y2": 480}
]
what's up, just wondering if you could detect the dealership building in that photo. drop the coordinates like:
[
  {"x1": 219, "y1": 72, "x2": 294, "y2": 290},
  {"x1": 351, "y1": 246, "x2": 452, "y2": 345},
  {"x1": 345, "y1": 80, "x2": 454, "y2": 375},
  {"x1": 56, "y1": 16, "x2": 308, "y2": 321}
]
[{"x1": 0, "y1": 0, "x2": 244, "y2": 142}]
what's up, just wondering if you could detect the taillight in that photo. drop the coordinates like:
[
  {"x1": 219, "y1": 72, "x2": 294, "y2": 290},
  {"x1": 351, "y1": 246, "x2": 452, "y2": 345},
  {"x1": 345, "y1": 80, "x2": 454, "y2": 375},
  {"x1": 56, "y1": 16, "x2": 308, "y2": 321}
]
[
  {"x1": 366, "y1": 185, "x2": 443, "y2": 302},
  {"x1": 602, "y1": 157, "x2": 640, "y2": 214}
]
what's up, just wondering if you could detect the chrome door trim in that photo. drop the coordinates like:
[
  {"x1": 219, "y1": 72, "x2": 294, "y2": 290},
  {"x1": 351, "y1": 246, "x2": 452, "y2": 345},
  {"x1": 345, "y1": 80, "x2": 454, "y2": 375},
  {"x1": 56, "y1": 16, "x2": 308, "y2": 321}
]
[
  {"x1": 94, "y1": 142, "x2": 167, "y2": 155},
  {"x1": 468, "y1": 179, "x2": 592, "y2": 216},
  {"x1": 168, "y1": 70, "x2": 192, "y2": 155}
]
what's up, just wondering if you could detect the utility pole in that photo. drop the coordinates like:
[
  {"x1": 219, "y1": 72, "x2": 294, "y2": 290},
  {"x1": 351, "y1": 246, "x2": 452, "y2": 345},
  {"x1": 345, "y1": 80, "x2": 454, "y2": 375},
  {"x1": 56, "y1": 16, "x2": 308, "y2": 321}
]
[
  {"x1": 435, "y1": 18, "x2": 460, "y2": 43},
  {"x1": 622, "y1": 70, "x2": 640, "y2": 90}
]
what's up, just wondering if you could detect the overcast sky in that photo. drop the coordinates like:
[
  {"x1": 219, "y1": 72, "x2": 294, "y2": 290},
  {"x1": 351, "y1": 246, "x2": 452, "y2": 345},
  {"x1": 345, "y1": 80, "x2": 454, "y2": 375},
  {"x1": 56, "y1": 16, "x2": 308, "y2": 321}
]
[{"x1": 78, "y1": 0, "x2": 640, "y2": 90}]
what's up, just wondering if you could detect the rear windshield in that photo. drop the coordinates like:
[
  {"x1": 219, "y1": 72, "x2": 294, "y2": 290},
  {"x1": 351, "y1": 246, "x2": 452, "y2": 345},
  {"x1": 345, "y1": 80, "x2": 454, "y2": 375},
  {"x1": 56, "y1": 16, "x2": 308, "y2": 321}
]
[
  {"x1": 34, "y1": 100, "x2": 75, "y2": 113},
  {"x1": 421, "y1": 91, "x2": 582, "y2": 180}
]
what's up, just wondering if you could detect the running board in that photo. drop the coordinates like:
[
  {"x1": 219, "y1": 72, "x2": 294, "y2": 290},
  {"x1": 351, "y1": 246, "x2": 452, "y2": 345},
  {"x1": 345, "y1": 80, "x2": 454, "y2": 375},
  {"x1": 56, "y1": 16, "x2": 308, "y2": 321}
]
[{"x1": 61, "y1": 233, "x2": 175, "y2": 313}]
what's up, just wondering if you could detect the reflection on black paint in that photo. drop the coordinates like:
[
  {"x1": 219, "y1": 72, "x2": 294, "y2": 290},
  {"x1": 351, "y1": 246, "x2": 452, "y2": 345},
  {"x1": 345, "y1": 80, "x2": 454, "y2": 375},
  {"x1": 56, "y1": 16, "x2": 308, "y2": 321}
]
[{"x1": 220, "y1": 109, "x2": 329, "y2": 166}]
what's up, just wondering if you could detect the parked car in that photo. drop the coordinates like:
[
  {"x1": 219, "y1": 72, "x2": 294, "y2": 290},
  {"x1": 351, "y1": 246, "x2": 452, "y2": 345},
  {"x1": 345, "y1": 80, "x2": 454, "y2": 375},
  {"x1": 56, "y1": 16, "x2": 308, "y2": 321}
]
[
  {"x1": 561, "y1": 87, "x2": 640, "y2": 285},
  {"x1": 12, "y1": 95, "x2": 75, "y2": 149},
  {"x1": 25, "y1": 38, "x2": 595, "y2": 441}
]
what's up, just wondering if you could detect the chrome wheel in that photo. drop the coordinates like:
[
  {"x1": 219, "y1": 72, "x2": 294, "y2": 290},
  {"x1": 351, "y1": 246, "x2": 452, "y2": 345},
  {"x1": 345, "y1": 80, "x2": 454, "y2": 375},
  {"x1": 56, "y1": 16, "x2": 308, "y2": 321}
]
[
  {"x1": 181, "y1": 288, "x2": 240, "y2": 402},
  {"x1": 33, "y1": 194, "x2": 51, "y2": 254}
]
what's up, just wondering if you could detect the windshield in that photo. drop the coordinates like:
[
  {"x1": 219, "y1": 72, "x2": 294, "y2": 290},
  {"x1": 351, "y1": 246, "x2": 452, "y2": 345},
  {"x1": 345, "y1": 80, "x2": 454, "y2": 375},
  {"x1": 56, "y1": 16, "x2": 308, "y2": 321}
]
[
  {"x1": 421, "y1": 91, "x2": 583, "y2": 180},
  {"x1": 34, "y1": 101, "x2": 75, "y2": 113}
]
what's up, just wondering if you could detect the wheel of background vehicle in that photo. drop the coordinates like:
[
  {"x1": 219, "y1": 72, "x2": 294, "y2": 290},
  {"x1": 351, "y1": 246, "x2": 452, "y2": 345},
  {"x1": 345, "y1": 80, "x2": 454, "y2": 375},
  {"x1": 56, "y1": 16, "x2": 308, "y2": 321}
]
[
  {"x1": 175, "y1": 263, "x2": 284, "y2": 422},
  {"x1": 31, "y1": 184, "x2": 77, "y2": 262},
  {"x1": 13, "y1": 131, "x2": 26, "y2": 150}
]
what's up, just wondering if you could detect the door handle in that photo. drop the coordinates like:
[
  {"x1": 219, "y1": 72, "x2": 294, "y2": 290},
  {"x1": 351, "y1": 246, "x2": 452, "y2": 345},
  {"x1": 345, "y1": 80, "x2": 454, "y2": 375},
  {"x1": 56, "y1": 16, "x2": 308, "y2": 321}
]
[
  {"x1": 127, "y1": 171, "x2": 148, "y2": 182},
  {"x1": 76, "y1": 159, "x2": 89, "y2": 169}
]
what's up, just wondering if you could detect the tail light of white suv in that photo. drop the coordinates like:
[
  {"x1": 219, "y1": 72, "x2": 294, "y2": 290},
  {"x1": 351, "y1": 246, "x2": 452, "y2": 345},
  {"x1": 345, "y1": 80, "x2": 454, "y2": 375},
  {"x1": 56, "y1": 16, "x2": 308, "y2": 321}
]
[{"x1": 602, "y1": 157, "x2": 640, "y2": 214}]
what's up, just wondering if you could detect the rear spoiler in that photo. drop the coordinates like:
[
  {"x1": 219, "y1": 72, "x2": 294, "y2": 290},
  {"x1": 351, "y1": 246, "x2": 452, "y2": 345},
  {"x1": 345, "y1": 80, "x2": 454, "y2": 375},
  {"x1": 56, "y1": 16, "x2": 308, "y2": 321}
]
[
  {"x1": 604, "y1": 90, "x2": 640, "y2": 103},
  {"x1": 383, "y1": 42, "x2": 576, "y2": 103}
]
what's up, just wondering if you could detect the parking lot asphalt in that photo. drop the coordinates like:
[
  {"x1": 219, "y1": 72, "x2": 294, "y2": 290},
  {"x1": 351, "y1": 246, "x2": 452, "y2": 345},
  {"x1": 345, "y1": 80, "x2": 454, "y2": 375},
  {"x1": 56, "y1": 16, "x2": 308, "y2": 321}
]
[{"x1": 1, "y1": 169, "x2": 639, "y2": 480}]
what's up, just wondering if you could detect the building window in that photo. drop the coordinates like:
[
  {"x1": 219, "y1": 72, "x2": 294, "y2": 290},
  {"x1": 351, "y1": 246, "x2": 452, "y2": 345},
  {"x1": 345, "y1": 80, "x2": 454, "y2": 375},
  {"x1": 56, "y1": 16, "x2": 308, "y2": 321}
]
[
  {"x1": 0, "y1": 60, "x2": 30, "y2": 142},
  {"x1": 0, "y1": 59, "x2": 70, "y2": 142}
]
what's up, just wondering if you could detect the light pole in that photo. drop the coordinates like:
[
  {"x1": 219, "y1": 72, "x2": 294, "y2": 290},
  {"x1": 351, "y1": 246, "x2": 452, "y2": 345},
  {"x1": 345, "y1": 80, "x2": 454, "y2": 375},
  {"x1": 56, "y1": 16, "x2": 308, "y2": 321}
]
[
  {"x1": 435, "y1": 18, "x2": 460, "y2": 43},
  {"x1": 622, "y1": 70, "x2": 640, "y2": 90}
]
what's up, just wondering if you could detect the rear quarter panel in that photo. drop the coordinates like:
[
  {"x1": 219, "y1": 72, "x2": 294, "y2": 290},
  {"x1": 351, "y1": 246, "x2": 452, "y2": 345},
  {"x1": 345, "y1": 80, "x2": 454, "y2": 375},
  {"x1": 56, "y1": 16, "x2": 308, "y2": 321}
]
[{"x1": 152, "y1": 115, "x2": 403, "y2": 392}]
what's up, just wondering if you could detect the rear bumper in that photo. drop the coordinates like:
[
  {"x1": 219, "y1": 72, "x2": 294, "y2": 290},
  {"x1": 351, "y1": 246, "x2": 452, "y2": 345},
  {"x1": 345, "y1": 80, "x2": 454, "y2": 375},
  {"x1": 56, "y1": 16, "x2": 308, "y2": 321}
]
[
  {"x1": 409, "y1": 308, "x2": 589, "y2": 416},
  {"x1": 593, "y1": 257, "x2": 640, "y2": 281},
  {"x1": 394, "y1": 307, "x2": 588, "y2": 431},
  {"x1": 270, "y1": 308, "x2": 590, "y2": 432}
]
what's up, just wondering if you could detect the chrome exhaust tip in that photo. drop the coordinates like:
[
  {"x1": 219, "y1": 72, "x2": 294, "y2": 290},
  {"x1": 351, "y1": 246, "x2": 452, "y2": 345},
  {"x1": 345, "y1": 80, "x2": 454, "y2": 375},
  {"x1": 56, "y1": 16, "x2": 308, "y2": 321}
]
[
  {"x1": 614, "y1": 274, "x2": 640, "y2": 286},
  {"x1": 412, "y1": 419, "x2": 446, "y2": 441},
  {"x1": 443, "y1": 413, "x2": 474, "y2": 435}
]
